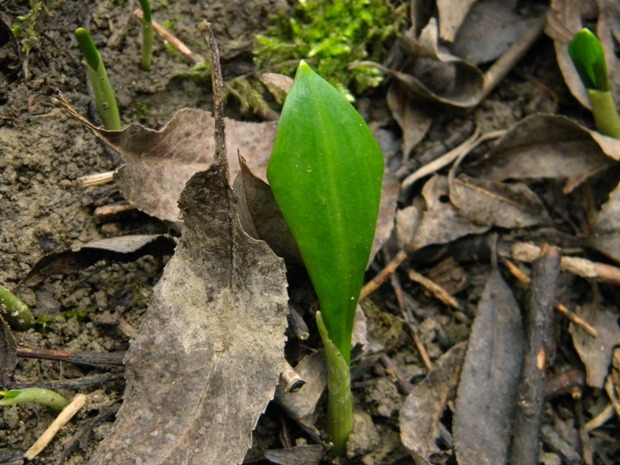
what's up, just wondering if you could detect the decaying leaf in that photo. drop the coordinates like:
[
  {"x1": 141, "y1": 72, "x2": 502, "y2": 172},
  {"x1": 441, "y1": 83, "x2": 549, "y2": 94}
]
[
  {"x1": 87, "y1": 164, "x2": 289, "y2": 464},
  {"x1": 450, "y1": 0, "x2": 545, "y2": 65},
  {"x1": 449, "y1": 174, "x2": 551, "y2": 229},
  {"x1": 467, "y1": 114, "x2": 618, "y2": 187},
  {"x1": 436, "y1": 0, "x2": 476, "y2": 42},
  {"x1": 398, "y1": 176, "x2": 489, "y2": 253},
  {"x1": 589, "y1": 181, "x2": 620, "y2": 263},
  {"x1": 264, "y1": 445, "x2": 324, "y2": 465},
  {"x1": 0, "y1": 315, "x2": 16, "y2": 388},
  {"x1": 454, "y1": 269, "x2": 524, "y2": 465},
  {"x1": 21, "y1": 235, "x2": 176, "y2": 287},
  {"x1": 399, "y1": 342, "x2": 466, "y2": 464},
  {"x1": 569, "y1": 302, "x2": 620, "y2": 389},
  {"x1": 386, "y1": 83, "x2": 433, "y2": 158},
  {"x1": 59, "y1": 97, "x2": 278, "y2": 222}
]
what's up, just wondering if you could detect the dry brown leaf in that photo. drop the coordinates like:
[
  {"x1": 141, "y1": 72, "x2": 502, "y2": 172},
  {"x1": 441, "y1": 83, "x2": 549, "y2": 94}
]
[
  {"x1": 589, "y1": 181, "x2": 620, "y2": 263},
  {"x1": 454, "y1": 268, "x2": 524, "y2": 465},
  {"x1": 569, "y1": 303, "x2": 620, "y2": 389},
  {"x1": 467, "y1": 114, "x2": 616, "y2": 186},
  {"x1": 399, "y1": 342, "x2": 467, "y2": 464},
  {"x1": 379, "y1": 18, "x2": 484, "y2": 108},
  {"x1": 21, "y1": 235, "x2": 176, "y2": 287},
  {"x1": 87, "y1": 164, "x2": 289, "y2": 465},
  {"x1": 450, "y1": 0, "x2": 544, "y2": 65},
  {"x1": 449, "y1": 174, "x2": 551, "y2": 229},
  {"x1": 436, "y1": 0, "x2": 476, "y2": 42},
  {"x1": 398, "y1": 176, "x2": 489, "y2": 253},
  {"x1": 387, "y1": 83, "x2": 433, "y2": 158}
]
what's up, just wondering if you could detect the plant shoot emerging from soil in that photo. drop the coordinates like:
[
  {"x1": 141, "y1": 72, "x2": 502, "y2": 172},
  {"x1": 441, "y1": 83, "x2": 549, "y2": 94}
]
[
  {"x1": 568, "y1": 28, "x2": 620, "y2": 138},
  {"x1": 74, "y1": 28, "x2": 121, "y2": 130},
  {"x1": 267, "y1": 61, "x2": 383, "y2": 455}
]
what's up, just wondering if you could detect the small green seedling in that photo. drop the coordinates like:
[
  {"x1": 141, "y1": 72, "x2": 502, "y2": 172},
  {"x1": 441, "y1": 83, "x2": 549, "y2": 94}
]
[
  {"x1": 568, "y1": 28, "x2": 620, "y2": 138},
  {"x1": 139, "y1": 0, "x2": 153, "y2": 70},
  {"x1": 267, "y1": 61, "x2": 383, "y2": 455},
  {"x1": 74, "y1": 28, "x2": 121, "y2": 130},
  {"x1": 0, "y1": 284, "x2": 34, "y2": 330},
  {"x1": 0, "y1": 388, "x2": 69, "y2": 411}
]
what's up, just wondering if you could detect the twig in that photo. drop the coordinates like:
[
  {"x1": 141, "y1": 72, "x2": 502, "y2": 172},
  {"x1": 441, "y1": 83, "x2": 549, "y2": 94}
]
[
  {"x1": 501, "y1": 257, "x2": 597, "y2": 337},
  {"x1": 78, "y1": 170, "x2": 115, "y2": 188},
  {"x1": 403, "y1": 323, "x2": 434, "y2": 372},
  {"x1": 23, "y1": 393, "x2": 87, "y2": 460},
  {"x1": 134, "y1": 9, "x2": 204, "y2": 64},
  {"x1": 16, "y1": 347, "x2": 124, "y2": 367},
  {"x1": 9, "y1": 373, "x2": 124, "y2": 391},
  {"x1": 378, "y1": 353, "x2": 412, "y2": 395},
  {"x1": 510, "y1": 244, "x2": 561, "y2": 465},
  {"x1": 512, "y1": 242, "x2": 620, "y2": 287},
  {"x1": 407, "y1": 268, "x2": 461, "y2": 310},
  {"x1": 359, "y1": 250, "x2": 408, "y2": 301}
]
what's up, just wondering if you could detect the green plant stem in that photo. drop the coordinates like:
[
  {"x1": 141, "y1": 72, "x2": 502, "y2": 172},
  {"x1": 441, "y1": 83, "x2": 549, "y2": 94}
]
[
  {"x1": 0, "y1": 284, "x2": 34, "y2": 330},
  {"x1": 587, "y1": 89, "x2": 620, "y2": 138},
  {"x1": 139, "y1": 0, "x2": 153, "y2": 70},
  {"x1": 74, "y1": 28, "x2": 121, "y2": 130},
  {"x1": 317, "y1": 312, "x2": 353, "y2": 456},
  {"x1": 0, "y1": 388, "x2": 69, "y2": 411}
]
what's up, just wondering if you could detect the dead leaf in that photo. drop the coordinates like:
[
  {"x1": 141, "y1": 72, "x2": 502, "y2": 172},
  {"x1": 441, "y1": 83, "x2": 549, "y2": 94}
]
[
  {"x1": 264, "y1": 445, "x2": 324, "y2": 465},
  {"x1": 436, "y1": 0, "x2": 476, "y2": 43},
  {"x1": 59, "y1": 97, "x2": 278, "y2": 222},
  {"x1": 376, "y1": 18, "x2": 484, "y2": 108},
  {"x1": 398, "y1": 176, "x2": 489, "y2": 252},
  {"x1": 454, "y1": 269, "x2": 524, "y2": 465},
  {"x1": 21, "y1": 235, "x2": 176, "y2": 287},
  {"x1": 87, "y1": 164, "x2": 289, "y2": 465},
  {"x1": 569, "y1": 303, "x2": 620, "y2": 389},
  {"x1": 449, "y1": 174, "x2": 551, "y2": 228},
  {"x1": 467, "y1": 114, "x2": 617, "y2": 187},
  {"x1": 399, "y1": 342, "x2": 467, "y2": 464},
  {"x1": 450, "y1": 0, "x2": 545, "y2": 65},
  {"x1": 589, "y1": 181, "x2": 620, "y2": 263},
  {"x1": 387, "y1": 83, "x2": 433, "y2": 158}
]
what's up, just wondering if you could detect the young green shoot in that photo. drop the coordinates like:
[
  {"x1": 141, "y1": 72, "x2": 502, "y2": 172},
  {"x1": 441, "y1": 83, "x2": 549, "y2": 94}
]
[
  {"x1": 139, "y1": 0, "x2": 153, "y2": 70},
  {"x1": 74, "y1": 28, "x2": 121, "y2": 130},
  {"x1": 0, "y1": 388, "x2": 69, "y2": 411},
  {"x1": 568, "y1": 28, "x2": 620, "y2": 138},
  {"x1": 0, "y1": 284, "x2": 34, "y2": 330},
  {"x1": 267, "y1": 61, "x2": 383, "y2": 455}
]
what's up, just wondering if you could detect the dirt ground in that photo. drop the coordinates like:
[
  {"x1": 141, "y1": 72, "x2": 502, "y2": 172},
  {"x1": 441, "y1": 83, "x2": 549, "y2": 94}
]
[{"x1": 0, "y1": 1, "x2": 618, "y2": 464}]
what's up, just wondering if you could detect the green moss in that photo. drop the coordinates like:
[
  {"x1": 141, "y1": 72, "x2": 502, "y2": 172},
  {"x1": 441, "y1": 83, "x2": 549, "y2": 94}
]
[
  {"x1": 11, "y1": 0, "x2": 46, "y2": 56},
  {"x1": 254, "y1": 0, "x2": 407, "y2": 100}
]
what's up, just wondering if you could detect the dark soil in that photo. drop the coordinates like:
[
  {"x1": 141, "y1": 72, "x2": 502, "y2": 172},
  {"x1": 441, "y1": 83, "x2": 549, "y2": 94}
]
[{"x1": 0, "y1": 1, "x2": 618, "y2": 465}]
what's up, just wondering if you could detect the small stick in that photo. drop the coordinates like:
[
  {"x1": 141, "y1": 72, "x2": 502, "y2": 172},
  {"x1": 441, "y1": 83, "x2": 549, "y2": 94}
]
[
  {"x1": 23, "y1": 393, "x2": 87, "y2": 460},
  {"x1": 404, "y1": 323, "x2": 434, "y2": 372},
  {"x1": 407, "y1": 269, "x2": 460, "y2": 310},
  {"x1": 501, "y1": 257, "x2": 597, "y2": 337},
  {"x1": 512, "y1": 242, "x2": 620, "y2": 287},
  {"x1": 94, "y1": 203, "x2": 136, "y2": 219},
  {"x1": 280, "y1": 361, "x2": 305, "y2": 393},
  {"x1": 134, "y1": 9, "x2": 204, "y2": 64},
  {"x1": 359, "y1": 250, "x2": 408, "y2": 301},
  {"x1": 78, "y1": 170, "x2": 115, "y2": 188},
  {"x1": 9, "y1": 373, "x2": 124, "y2": 391},
  {"x1": 16, "y1": 347, "x2": 124, "y2": 367},
  {"x1": 379, "y1": 353, "x2": 412, "y2": 394},
  {"x1": 510, "y1": 244, "x2": 561, "y2": 465}
]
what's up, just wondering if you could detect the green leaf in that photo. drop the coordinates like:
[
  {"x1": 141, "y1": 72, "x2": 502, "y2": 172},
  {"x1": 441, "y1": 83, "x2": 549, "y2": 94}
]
[
  {"x1": 267, "y1": 61, "x2": 383, "y2": 363},
  {"x1": 568, "y1": 28, "x2": 608, "y2": 92}
]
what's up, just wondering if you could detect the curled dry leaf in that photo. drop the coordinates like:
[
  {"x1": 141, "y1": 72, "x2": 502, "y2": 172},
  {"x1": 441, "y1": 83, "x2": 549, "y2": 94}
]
[
  {"x1": 569, "y1": 303, "x2": 620, "y2": 389},
  {"x1": 399, "y1": 342, "x2": 467, "y2": 464},
  {"x1": 397, "y1": 176, "x2": 489, "y2": 253},
  {"x1": 436, "y1": 0, "x2": 476, "y2": 43},
  {"x1": 87, "y1": 165, "x2": 289, "y2": 465},
  {"x1": 467, "y1": 114, "x2": 618, "y2": 189},
  {"x1": 21, "y1": 235, "x2": 176, "y2": 287},
  {"x1": 454, "y1": 269, "x2": 524, "y2": 465},
  {"x1": 386, "y1": 83, "x2": 433, "y2": 158},
  {"x1": 449, "y1": 174, "x2": 551, "y2": 229}
]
